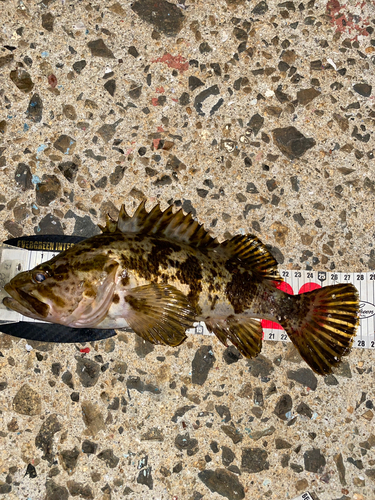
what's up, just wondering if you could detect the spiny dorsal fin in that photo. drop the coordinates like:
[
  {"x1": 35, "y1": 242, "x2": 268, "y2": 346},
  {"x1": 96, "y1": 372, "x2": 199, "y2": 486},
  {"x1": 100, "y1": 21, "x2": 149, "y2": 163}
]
[
  {"x1": 99, "y1": 214, "x2": 118, "y2": 233},
  {"x1": 117, "y1": 200, "x2": 149, "y2": 233},
  {"x1": 104, "y1": 200, "x2": 218, "y2": 249},
  {"x1": 220, "y1": 234, "x2": 283, "y2": 281},
  {"x1": 99, "y1": 202, "x2": 281, "y2": 280}
]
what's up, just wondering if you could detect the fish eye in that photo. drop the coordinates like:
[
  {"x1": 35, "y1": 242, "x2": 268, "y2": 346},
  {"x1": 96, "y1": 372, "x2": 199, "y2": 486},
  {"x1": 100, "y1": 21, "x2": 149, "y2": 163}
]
[{"x1": 34, "y1": 272, "x2": 47, "y2": 283}]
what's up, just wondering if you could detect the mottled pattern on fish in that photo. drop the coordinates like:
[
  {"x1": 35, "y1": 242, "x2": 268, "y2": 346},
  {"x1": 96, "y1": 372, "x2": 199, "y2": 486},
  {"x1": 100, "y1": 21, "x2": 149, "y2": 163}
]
[{"x1": 3, "y1": 201, "x2": 359, "y2": 375}]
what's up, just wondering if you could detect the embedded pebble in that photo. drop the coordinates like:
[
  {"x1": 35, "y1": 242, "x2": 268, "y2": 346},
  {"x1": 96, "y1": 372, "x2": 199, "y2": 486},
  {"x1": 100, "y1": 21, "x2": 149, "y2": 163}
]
[
  {"x1": 38, "y1": 214, "x2": 64, "y2": 235},
  {"x1": 97, "y1": 449, "x2": 120, "y2": 468},
  {"x1": 35, "y1": 415, "x2": 62, "y2": 463},
  {"x1": 198, "y1": 469, "x2": 245, "y2": 500},
  {"x1": 87, "y1": 39, "x2": 115, "y2": 59},
  {"x1": 41, "y1": 12, "x2": 54, "y2": 32},
  {"x1": 81, "y1": 401, "x2": 105, "y2": 436},
  {"x1": 45, "y1": 480, "x2": 69, "y2": 500},
  {"x1": 60, "y1": 447, "x2": 80, "y2": 474},
  {"x1": 287, "y1": 368, "x2": 318, "y2": 390},
  {"x1": 76, "y1": 357, "x2": 100, "y2": 387},
  {"x1": 26, "y1": 93, "x2": 43, "y2": 122},
  {"x1": 65, "y1": 211, "x2": 99, "y2": 237},
  {"x1": 131, "y1": 0, "x2": 185, "y2": 36},
  {"x1": 53, "y1": 135, "x2": 76, "y2": 154},
  {"x1": 35, "y1": 175, "x2": 61, "y2": 206},
  {"x1": 137, "y1": 466, "x2": 153, "y2": 489},
  {"x1": 247, "y1": 354, "x2": 274, "y2": 378},
  {"x1": 272, "y1": 127, "x2": 316, "y2": 159},
  {"x1": 192, "y1": 345, "x2": 216, "y2": 385},
  {"x1": 10, "y1": 68, "x2": 34, "y2": 92},
  {"x1": 12, "y1": 384, "x2": 41, "y2": 415},
  {"x1": 303, "y1": 448, "x2": 326, "y2": 473},
  {"x1": 241, "y1": 448, "x2": 269, "y2": 472},
  {"x1": 67, "y1": 481, "x2": 94, "y2": 499},
  {"x1": 58, "y1": 161, "x2": 79, "y2": 183}
]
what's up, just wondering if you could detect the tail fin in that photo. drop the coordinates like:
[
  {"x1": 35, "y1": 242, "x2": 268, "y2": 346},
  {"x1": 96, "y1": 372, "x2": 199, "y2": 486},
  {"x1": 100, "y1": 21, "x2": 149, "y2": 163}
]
[{"x1": 282, "y1": 284, "x2": 359, "y2": 375}]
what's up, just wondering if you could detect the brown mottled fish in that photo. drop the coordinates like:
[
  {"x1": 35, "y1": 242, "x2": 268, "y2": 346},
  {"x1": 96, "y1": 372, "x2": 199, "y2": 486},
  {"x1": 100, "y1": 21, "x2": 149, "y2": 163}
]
[{"x1": 3, "y1": 201, "x2": 359, "y2": 375}]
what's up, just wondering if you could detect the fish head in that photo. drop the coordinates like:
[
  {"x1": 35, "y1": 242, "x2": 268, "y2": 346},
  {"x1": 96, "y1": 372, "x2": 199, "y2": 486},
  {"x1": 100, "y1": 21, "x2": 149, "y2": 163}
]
[{"x1": 3, "y1": 250, "x2": 119, "y2": 328}]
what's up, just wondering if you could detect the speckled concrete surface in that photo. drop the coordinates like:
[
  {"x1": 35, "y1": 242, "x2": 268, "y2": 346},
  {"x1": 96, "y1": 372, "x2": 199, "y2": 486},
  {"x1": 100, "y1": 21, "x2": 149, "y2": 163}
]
[{"x1": 0, "y1": 0, "x2": 374, "y2": 499}]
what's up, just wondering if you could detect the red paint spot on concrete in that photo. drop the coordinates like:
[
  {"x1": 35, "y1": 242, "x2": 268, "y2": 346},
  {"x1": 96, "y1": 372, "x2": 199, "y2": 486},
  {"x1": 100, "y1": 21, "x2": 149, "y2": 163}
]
[
  {"x1": 151, "y1": 97, "x2": 159, "y2": 106},
  {"x1": 157, "y1": 126, "x2": 164, "y2": 132},
  {"x1": 48, "y1": 74, "x2": 57, "y2": 88},
  {"x1": 254, "y1": 151, "x2": 263, "y2": 162},
  {"x1": 171, "y1": 98, "x2": 178, "y2": 102},
  {"x1": 153, "y1": 138, "x2": 161, "y2": 149},
  {"x1": 151, "y1": 53, "x2": 189, "y2": 73},
  {"x1": 155, "y1": 86, "x2": 165, "y2": 93},
  {"x1": 80, "y1": 347, "x2": 90, "y2": 353},
  {"x1": 326, "y1": 0, "x2": 371, "y2": 37}
]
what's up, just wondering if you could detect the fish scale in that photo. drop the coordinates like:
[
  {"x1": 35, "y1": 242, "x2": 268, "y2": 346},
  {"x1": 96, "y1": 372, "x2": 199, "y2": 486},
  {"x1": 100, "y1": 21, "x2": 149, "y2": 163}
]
[{"x1": 3, "y1": 200, "x2": 359, "y2": 375}]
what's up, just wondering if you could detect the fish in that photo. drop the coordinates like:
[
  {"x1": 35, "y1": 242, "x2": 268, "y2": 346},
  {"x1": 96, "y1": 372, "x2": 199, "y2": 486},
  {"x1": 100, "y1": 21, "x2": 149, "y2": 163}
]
[{"x1": 3, "y1": 200, "x2": 359, "y2": 375}]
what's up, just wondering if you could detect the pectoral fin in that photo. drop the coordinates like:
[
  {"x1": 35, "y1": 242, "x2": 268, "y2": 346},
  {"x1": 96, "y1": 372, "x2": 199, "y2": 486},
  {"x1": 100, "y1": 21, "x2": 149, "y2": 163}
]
[
  {"x1": 125, "y1": 284, "x2": 195, "y2": 346},
  {"x1": 206, "y1": 316, "x2": 263, "y2": 358}
]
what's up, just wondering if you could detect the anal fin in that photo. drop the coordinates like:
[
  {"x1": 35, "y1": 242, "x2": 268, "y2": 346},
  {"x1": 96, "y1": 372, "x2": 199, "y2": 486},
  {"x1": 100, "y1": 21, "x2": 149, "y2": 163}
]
[
  {"x1": 125, "y1": 284, "x2": 196, "y2": 347},
  {"x1": 206, "y1": 316, "x2": 263, "y2": 358}
]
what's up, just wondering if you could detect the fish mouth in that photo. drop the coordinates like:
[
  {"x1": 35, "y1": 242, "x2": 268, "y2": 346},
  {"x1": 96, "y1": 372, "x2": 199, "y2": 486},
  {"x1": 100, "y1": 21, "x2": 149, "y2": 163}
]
[{"x1": 3, "y1": 283, "x2": 50, "y2": 319}]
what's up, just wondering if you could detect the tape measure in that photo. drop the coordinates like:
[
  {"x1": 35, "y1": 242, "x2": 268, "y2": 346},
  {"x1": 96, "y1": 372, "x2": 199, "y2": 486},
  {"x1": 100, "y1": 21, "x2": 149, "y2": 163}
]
[
  {"x1": 292, "y1": 493, "x2": 314, "y2": 500},
  {"x1": 0, "y1": 242, "x2": 373, "y2": 349}
]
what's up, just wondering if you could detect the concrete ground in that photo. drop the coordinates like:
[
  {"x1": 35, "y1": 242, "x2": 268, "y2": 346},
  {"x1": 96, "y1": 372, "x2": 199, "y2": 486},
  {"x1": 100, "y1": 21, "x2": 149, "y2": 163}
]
[{"x1": 0, "y1": 0, "x2": 374, "y2": 498}]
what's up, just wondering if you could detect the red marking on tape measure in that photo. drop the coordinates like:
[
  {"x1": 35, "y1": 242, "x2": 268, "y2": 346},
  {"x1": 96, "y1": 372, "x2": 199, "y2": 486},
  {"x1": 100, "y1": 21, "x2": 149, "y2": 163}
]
[
  {"x1": 299, "y1": 282, "x2": 321, "y2": 293},
  {"x1": 261, "y1": 281, "x2": 321, "y2": 330},
  {"x1": 262, "y1": 281, "x2": 294, "y2": 330}
]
